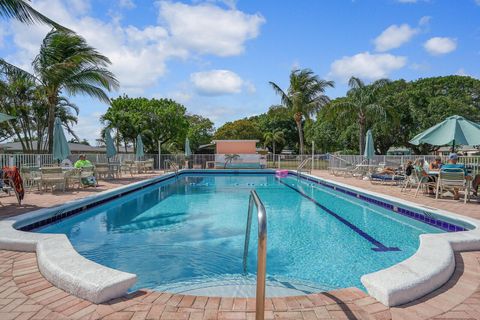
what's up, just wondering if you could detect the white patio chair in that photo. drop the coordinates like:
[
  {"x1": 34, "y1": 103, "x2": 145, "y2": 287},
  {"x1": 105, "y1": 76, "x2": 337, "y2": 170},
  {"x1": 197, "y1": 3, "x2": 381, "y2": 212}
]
[
  {"x1": 65, "y1": 168, "x2": 82, "y2": 190},
  {"x1": 95, "y1": 163, "x2": 109, "y2": 180},
  {"x1": 40, "y1": 167, "x2": 66, "y2": 192},
  {"x1": 414, "y1": 168, "x2": 437, "y2": 198},
  {"x1": 121, "y1": 161, "x2": 135, "y2": 177},
  {"x1": 436, "y1": 170, "x2": 470, "y2": 204}
]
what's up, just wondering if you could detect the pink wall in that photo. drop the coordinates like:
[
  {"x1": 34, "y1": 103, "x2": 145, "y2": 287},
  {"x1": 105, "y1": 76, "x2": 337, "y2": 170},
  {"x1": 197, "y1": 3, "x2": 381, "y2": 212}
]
[{"x1": 215, "y1": 141, "x2": 257, "y2": 154}]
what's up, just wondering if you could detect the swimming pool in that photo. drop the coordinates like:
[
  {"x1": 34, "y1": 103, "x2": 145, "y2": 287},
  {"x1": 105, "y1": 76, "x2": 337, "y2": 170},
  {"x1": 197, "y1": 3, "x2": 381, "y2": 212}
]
[{"x1": 33, "y1": 172, "x2": 463, "y2": 297}]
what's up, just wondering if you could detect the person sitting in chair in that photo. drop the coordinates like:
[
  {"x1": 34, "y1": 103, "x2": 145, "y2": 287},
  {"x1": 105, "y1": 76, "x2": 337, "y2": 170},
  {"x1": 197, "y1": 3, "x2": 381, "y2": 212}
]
[
  {"x1": 441, "y1": 153, "x2": 470, "y2": 200},
  {"x1": 74, "y1": 155, "x2": 96, "y2": 187},
  {"x1": 74, "y1": 154, "x2": 92, "y2": 168}
]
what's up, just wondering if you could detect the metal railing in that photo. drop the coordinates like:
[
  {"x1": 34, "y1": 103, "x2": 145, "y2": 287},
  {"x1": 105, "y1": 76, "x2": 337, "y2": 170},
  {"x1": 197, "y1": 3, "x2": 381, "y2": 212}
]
[
  {"x1": 164, "y1": 159, "x2": 179, "y2": 176},
  {"x1": 242, "y1": 190, "x2": 267, "y2": 320},
  {"x1": 296, "y1": 157, "x2": 312, "y2": 176}
]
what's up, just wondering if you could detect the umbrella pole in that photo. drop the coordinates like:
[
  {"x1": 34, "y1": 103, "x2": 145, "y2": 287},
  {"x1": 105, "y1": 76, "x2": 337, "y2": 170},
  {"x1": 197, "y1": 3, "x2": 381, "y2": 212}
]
[{"x1": 452, "y1": 140, "x2": 455, "y2": 153}]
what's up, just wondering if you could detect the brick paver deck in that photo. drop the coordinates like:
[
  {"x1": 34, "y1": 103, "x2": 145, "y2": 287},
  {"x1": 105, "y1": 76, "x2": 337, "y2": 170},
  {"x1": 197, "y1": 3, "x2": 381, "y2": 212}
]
[{"x1": 1, "y1": 170, "x2": 480, "y2": 319}]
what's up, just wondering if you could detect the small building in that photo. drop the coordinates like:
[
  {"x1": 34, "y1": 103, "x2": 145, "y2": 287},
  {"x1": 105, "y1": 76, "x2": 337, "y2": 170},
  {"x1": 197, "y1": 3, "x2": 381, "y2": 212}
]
[
  {"x1": 212, "y1": 140, "x2": 258, "y2": 154},
  {"x1": 211, "y1": 140, "x2": 265, "y2": 168}
]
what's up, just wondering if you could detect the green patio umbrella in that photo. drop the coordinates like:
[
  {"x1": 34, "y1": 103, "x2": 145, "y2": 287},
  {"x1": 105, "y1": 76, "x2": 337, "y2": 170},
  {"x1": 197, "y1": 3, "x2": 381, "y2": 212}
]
[
  {"x1": 0, "y1": 112, "x2": 15, "y2": 123},
  {"x1": 364, "y1": 129, "x2": 374, "y2": 160},
  {"x1": 409, "y1": 115, "x2": 480, "y2": 151},
  {"x1": 104, "y1": 128, "x2": 117, "y2": 159},
  {"x1": 52, "y1": 117, "x2": 70, "y2": 161},
  {"x1": 185, "y1": 137, "x2": 192, "y2": 157},
  {"x1": 136, "y1": 134, "x2": 144, "y2": 160}
]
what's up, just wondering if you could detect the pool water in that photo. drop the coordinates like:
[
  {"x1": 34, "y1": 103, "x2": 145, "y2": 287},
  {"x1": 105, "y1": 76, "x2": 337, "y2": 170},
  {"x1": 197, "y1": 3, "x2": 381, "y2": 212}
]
[{"x1": 37, "y1": 173, "x2": 443, "y2": 295}]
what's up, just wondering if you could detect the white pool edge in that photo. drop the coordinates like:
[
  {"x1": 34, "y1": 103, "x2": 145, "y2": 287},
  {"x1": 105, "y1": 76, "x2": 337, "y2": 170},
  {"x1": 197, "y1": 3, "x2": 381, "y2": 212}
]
[
  {"x1": 0, "y1": 169, "x2": 479, "y2": 306},
  {"x1": 299, "y1": 171, "x2": 480, "y2": 307}
]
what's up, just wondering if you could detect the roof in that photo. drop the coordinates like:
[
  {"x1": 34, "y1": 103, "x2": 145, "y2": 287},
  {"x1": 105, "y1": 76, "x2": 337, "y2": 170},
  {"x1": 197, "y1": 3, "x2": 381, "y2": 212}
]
[{"x1": 0, "y1": 142, "x2": 134, "y2": 153}]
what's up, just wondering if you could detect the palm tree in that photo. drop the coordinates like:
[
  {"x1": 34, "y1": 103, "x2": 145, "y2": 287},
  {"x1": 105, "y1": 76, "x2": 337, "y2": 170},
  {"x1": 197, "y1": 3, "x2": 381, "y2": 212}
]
[
  {"x1": 269, "y1": 69, "x2": 334, "y2": 154},
  {"x1": 264, "y1": 129, "x2": 285, "y2": 159},
  {"x1": 32, "y1": 30, "x2": 119, "y2": 152},
  {"x1": 224, "y1": 154, "x2": 240, "y2": 168},
  {"x1": 326, "y1": 77, "x2": 390, "y2": 154},
  {"x1": 0, "y1": 0, "x2": 67, "y2": 30}
]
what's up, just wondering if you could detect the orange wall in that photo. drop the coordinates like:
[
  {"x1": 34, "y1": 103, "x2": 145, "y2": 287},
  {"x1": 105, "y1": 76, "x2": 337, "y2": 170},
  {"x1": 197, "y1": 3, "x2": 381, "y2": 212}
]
[{"x1": 216, "y1": 141, "x2": 257, "y2": 154}]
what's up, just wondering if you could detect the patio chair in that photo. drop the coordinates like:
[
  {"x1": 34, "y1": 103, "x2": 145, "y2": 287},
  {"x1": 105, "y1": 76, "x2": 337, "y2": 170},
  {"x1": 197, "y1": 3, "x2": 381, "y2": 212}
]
[
  {"x1": 80, "y1": 166, "x2": 97, "y2": 188},
  {"x1": 1, "y1": 169, "x2": 23, "y2": 205},
  {"x1": 414, "y1": 168, "x2": 437, "y2": 198},
  {"x1": 40, "y1": 167, "x2": 66, "y2": 192},
  {"x1": 436, "y1": 170, "x2": 470, "y2": 204},
  {"x1": 20, "y1": 166, "x2": 41, "y2": 192},
  {"x1": 65, "y1": 168, "x2": 82, "y2": 189},
  {"x1": 144, "y1": 159, "x2": 155, "y2": 173},
  {"x1": 135, "y1": 161, "x2": 146, "y2": 174},
  {"x1": 121, "y1": 161, "x2": 135, "y2": 177},
  {"x1": 95, "y1": 163, "x2": 109, "y2": 180}
]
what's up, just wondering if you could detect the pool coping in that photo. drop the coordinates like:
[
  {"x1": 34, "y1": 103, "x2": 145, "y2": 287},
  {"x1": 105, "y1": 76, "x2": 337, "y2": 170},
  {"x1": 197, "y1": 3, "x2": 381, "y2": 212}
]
[{"x1": 0, "y1": 169, "x2": 479, "y2": 306}]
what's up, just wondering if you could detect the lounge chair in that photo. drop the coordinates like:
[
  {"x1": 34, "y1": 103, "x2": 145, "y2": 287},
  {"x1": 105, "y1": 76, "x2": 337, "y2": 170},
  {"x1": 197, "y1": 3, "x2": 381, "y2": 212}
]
[
  {"x1": 369, "y1": 172, "x2": 405, "y2": 185},
  {"x1": 436, "y1": 170, "x2": 470, "y2": 204}
]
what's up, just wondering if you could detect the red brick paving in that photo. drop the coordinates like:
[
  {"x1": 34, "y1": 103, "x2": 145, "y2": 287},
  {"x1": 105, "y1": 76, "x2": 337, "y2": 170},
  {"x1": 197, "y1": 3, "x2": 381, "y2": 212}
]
[{"x1": 1, "y1": 171, "x2": 480, "y2": 319}]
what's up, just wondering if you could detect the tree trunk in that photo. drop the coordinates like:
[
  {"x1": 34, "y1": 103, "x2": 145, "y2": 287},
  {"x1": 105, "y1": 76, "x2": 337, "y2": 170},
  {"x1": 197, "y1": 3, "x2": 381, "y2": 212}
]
[
  {"x1": 358, "y1": 114, "x2": 366, "y2": 155},
  {"x1": 47, "y1": 97, "x2": 57, "y2": 153},
  {"x1": 294, "y1": 113, "x2": 304, "y2": 155}
]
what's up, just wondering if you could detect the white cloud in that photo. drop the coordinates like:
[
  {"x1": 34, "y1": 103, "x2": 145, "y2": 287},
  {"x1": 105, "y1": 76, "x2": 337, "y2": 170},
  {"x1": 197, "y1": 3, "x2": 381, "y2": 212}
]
[
  {"x1": 329, "y1": 52, "x2": 407, "y2": 82},
  {"x1": 119, "y1": 0, "x2": 135, "y2": 9},
  {"x1": 66, "y1": 112, "x2": 104, "y2": 145},
  {"x1": 374, "y1": 24, "x2": 418, "y2": 52},
  {"x1": 159, "y1": 1, "x2": 265, "y2": 56},
  {"x1": 419, "y1": 16, "x2": 431, "y2": 26},
  {"x1": 476, "y1": 0, "x2": 480, "y2": 5},
  {"x1": 424, "y1": 37, "x2": 457, "y2": 55},
  {"x1": 190, "y1": 70, "x2": 244, "y2": 95},
  {"x1": 5, "y1": 0, "x2": 264, "y2": 93}
]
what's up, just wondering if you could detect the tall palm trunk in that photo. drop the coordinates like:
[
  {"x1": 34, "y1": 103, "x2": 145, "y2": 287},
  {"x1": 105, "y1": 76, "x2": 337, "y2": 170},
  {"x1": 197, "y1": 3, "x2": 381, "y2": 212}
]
[
  {"x1": 358, "y1": 115, "x2": 366, "y2": 155},
  {"x1": 294, "y1": 112, "x2": 304, "y2": 155},
  {"x1": 47, "y1": 95, "x2": 57, "y2": 153}
]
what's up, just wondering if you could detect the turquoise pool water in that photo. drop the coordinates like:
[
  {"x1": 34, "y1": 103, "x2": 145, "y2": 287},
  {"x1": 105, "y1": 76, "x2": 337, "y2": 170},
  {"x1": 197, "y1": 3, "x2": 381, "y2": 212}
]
[{"x1": 37, "y1": 173, "x2": 443, "y2": 295}]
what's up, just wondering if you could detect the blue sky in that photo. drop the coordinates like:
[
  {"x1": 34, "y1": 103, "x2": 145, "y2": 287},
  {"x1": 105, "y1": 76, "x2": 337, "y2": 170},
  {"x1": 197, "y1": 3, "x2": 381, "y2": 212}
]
[{"x1": 1, "y1": 0, "x2": 479, "y2": 143}]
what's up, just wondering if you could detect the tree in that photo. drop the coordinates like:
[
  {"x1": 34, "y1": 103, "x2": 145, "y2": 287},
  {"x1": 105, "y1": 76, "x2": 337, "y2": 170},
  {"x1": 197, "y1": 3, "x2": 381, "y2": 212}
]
[
  {"x1": 0, "y1": 0, "x2": 67, "y2": 29},
  {"x1": 32, "y1": 30, "x2": 118, "y2": 152},
  {"x1": 269, "y1": 69, "x2": 334, "y2": 154},
  {"x1": 0, "y1": 65, "x2": 79, "y2": 152},
  {"x1": 325, "y1": 77, "x2": 390, "y2": 154},
  {"x1": 263, "y1": 129, "x2": 285, "y2": 156},
  {"x1": 213, "y1": 118, "x2": 262, "y2": 141},
  {"x1": 256, "y1": 105, "x2": 297, "y2": 153},
  {"x1": 186, "y1": 115, "x2": 214, "y2": 153}
]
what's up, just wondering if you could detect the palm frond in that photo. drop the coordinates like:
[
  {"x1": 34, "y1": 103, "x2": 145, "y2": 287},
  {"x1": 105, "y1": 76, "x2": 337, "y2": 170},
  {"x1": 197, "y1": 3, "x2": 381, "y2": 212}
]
[{"x1": 0, "y1": 0, "x2": 70, "y2": 30}]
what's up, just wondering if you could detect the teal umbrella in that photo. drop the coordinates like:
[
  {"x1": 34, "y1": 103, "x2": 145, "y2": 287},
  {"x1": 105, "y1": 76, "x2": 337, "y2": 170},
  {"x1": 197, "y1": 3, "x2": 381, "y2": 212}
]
[
  {"x1": 105, "y1": 128, "x2": 117, "y2": 159},
  {"x1": 52, "y1": 117, "x2": 70, "y2": 161},
  {"x1": 0, "y1": 112, "x2": 15, "y2": 123},
  {"x1": 364, "y1": 129, "x2": 374, "y2": 160},
  {"x1": 136, "y1": 134, "x2": 144, "y2": 160},
  {"x1": 185, "y1": 137, "x2": 192, "y2": 157},
  {"x1": 409, "y1": 115, "x2": 480, "y2": 151}
]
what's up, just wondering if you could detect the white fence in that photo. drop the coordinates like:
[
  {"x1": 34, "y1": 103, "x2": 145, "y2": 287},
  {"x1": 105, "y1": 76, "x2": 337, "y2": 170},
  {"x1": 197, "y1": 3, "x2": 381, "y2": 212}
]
[
  {"x1": 3, "y1": 153, "x2": 478, "y2": 174},
  {"x1": 328, "y1": 154, "x2": 480, "y2": 175}
]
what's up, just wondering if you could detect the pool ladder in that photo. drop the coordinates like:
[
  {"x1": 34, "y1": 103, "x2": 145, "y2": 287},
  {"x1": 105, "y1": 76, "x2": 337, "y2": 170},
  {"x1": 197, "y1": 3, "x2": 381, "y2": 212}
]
[
  {"x1": 164, "y1": 159, "x2": 179, "y2": 177},
  {"x1": 242, "y1": 190, "x2": 267, "y2": 320},
  {"x1": 297, "y1": 158, "x2": 312, "y2": 178}
]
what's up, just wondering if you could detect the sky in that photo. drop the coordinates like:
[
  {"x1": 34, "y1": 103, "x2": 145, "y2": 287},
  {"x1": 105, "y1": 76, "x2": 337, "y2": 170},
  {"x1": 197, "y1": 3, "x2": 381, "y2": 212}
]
[{"x1": 1, "y1": 0, "x2": 479, "y2": 144}]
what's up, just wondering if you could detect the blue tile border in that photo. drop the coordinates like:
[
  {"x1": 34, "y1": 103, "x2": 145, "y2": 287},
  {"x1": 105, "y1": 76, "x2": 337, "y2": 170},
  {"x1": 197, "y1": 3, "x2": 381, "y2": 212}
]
[{"x1": 290, "y1": 172, "x2": 469, "y2": 233}]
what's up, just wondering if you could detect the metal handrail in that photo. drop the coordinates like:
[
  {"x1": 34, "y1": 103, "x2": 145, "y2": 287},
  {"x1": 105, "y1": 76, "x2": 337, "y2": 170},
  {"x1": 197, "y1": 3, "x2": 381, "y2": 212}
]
[
  {"x1": 297, "y1": 158, "x2": 312, "y2": 176},
  {"x1": 164, "y1": 159, "x2": 179, "y2": 176},
  {"x1": 242, "y1": 190, "x2": 267, "y2": 320}
]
